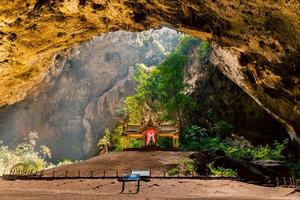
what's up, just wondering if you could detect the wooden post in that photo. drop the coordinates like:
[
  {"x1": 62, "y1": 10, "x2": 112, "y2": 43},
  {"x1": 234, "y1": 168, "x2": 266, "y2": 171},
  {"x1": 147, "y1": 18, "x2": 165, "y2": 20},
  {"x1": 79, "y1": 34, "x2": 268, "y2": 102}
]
[
  {"x1": 289, "y1": 177, "x2": 293, "y2": 187},
  {"x1": 103, "y1": 170, "x2": 106, "y2": 178},
  {"x1": 292, "y1": 177, "x2": 296, "y2": 186},
  {"x1": 65, "y1": 170, "x2": 68, "y2": 178},
  {"x1": 90, "y1": 170, "x2": 93, "y2": 178},
  {"x1": 52, "y1": 170, "x2": 55, "y2": 178},
  {"x1": 137, "y1": 180, "x2": 140, "y2": 193},
  {"x1": 172, "y1": 137, "x2": 175, "y2": 148},
  {"x1": 78, "y1": 170, "x2": 81, "y2": 178},
  {"x1": 192, "y1": 171, "x2": 194, "y2": 177},
  {"x1": 124, "y1": 137, "x2": 128, "y2": 149},
  {"x1": 116, "y1": 170, "x2": 119, "y2": 177},
  {"x1": 276, "y1": 177, "x2": 279, "y2": 187},
  {"x1": 283, "y1": 177, "x2": 287, "y2": 186}
]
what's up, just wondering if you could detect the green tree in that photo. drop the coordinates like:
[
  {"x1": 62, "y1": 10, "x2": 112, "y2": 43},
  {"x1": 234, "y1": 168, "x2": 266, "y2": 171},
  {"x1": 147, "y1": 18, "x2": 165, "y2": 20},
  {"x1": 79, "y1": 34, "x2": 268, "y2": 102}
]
[
  {"x1": 98, "y1": 128, "x2": 111, "y2": 153},
  {"x1": 123, "y1": 36, "x2": 198, "y2": 129},
  {"x1": 144, "y1": 36, "x2": 197, "y2": 128},
  {"x1": 40, "y1": 145, "x2": 52, "y2": 159}
]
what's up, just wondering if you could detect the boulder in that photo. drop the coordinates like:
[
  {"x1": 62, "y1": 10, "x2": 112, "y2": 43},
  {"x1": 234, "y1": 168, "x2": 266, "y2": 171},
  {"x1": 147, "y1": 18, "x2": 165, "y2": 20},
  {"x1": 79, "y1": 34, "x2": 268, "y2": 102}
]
[
  {"x1": 189, "y1": 152, "x2": 208, "y2": 175},
  {"x1": 200, "y1": 150, "x2": 270, "y2": 182},
  {"x1": 251, "y1": 160, "x2": 292, "y2": 178}
]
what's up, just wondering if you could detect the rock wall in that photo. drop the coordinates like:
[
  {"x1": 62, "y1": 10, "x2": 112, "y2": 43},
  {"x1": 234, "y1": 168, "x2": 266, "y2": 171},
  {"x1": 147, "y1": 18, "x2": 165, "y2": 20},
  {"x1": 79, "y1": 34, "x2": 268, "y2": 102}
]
[
  {"x1": 0, "y1": 29, "x2": 180, "y2": 161},
  {"x1": 0, "y1": 0, "x2": 299, "y2": 142},
  {"x1": 185, "y1": 46, "x2": 289, "y2": 145}
]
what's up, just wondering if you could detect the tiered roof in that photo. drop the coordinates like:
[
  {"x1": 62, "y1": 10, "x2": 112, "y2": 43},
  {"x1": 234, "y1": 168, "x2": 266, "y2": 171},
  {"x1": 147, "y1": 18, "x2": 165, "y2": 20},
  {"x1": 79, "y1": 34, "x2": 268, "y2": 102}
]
[{"x1": 123, "y1": 119, "x2": 178, "y2": 135}]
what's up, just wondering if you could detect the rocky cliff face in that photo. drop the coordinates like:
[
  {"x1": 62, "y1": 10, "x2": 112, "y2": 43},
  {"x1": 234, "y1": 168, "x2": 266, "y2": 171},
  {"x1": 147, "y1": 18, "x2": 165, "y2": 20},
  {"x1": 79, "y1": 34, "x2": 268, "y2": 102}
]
[
  {"x1": 0, "y1": 29, "x2": 180, "y2": 160},
  {"x1": 185, "y1": 46, "x2": 289, "y2": 145},
  {"x1": 0, "y1": 0, "x2": 299, "y2": 143}
]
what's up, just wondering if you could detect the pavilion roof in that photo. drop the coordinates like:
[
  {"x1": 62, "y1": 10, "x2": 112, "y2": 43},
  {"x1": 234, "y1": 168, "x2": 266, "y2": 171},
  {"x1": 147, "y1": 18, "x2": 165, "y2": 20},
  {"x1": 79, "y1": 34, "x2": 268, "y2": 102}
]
[{"x1": 123, "y1": 119, "x2": 178, "y2": 135}]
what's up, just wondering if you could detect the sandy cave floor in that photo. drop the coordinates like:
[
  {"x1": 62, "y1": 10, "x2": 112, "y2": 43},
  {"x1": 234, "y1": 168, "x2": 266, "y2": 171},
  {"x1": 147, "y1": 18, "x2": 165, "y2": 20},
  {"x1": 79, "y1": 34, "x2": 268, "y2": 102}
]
[
  {"x1": 1, "y1": 151, "x2": 299, "y2": 199},
  {"x1": 0, "y1": 178, "x2": 299, "y2": 200}
]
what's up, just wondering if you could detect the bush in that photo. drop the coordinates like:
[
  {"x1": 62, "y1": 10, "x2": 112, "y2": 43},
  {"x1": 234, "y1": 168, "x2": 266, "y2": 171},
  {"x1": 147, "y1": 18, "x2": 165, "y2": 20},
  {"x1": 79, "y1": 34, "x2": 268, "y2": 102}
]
[
  {"x1": 210, "y1": 120, "x2": 233, "y2": 135},
  {"x1": 131, "y1": 138, "x2": 143, "y2": 148},
  {"x1": 181, "y1": 128, "x2": 288, "y2": 161},
  {"x1": 168, "y1": 158, "x2": 195, "y2": 176},
  {"x1": 11, "y1": 159, "x2": 45, "y2": 172},
  {"x1": 181, "y1": 158, "x2": 195, "y2": 175},
  {"x1": 217, "y1": 137, "x2": 287, "y2": 161},
  {"x1": 0, "y1": 132, "x2": 75, "y2": 173},
  {"x1": 168, "y1": 166, "x2": 179, "y2": 176},
  {"x1": 288, "y1": 162, "x2": 300, "y2": 178},
  {"x1": 207, "y1": 162, "x2": 237, "y2": 177},
  {"x1": 158, "y1": 137, "x2": 173, "y2": 148},
  {"x1": 111, "y1": 125, "x2": 124, "y2": 152},
  {"x1": 56, "y1": 159, "x2": 75, "y2": 167}
]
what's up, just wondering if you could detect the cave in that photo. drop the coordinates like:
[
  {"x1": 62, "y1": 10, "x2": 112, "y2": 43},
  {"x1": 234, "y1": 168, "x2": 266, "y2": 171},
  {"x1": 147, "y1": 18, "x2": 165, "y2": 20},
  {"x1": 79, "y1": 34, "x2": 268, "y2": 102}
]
[
  {"x1": 0, "y1": 27, "x2": 291, "y2": 161},
  {"x1": 0, "y1": 0, "x2": 299, "y2": 143},
  {"x1": 0, "y1": 1, "x2": 300, "y2": 198}
]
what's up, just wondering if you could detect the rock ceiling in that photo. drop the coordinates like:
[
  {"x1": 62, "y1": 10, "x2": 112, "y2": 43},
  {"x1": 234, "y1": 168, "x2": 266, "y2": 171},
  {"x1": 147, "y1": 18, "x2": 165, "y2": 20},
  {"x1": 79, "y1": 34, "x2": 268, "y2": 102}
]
[{"x1": 0, "y1": 0, "x2": 299, "y2": 140}]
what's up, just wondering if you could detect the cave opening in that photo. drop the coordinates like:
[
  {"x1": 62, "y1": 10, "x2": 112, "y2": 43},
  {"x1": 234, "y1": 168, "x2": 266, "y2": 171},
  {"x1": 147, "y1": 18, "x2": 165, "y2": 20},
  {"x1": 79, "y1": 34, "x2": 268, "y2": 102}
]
[
  {"x1": 1, "y1": 1, "x2": 300, "y2": 197},
  {"x1": 0, "y1": 27, "x2": 291, "y2": 165}
]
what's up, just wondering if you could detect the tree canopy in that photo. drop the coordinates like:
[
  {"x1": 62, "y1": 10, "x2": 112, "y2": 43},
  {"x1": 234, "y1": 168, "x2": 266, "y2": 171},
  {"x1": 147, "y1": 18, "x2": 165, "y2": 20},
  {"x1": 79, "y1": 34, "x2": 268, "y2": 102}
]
[{"x1": 123, "y1": 36, "x2": 200, "y2": 128}]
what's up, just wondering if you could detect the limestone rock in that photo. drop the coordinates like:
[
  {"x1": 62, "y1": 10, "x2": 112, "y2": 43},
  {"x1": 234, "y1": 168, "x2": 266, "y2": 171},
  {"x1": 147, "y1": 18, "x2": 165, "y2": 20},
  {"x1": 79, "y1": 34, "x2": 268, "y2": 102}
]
[
  {"x1": 0, "y1": 0, "x2": 299, "y2": 141},
  {"x1": 0, "y1": 29, "x2": 180, "y2": 160}
]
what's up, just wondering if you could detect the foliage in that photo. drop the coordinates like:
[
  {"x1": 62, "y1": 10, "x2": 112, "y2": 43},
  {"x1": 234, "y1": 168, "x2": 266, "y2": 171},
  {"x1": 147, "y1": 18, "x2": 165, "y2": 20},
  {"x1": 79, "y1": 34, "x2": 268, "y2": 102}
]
[
  {"x1": 288, "y1": 162, "x2": 300, "y2": 179},
  {"x1": 130, "y1": 138, "x2": 143, "y2": 148},
  {"x1": 136, "y1": 28, "x2": 181, "y2": 56},
  {"x1": 0, "y1": 131, "x2": 75, "y2": 174},
  {"x1": 111, "y1": 125, "x2": 124, "y2": 152},
  {"x1": 56, "y1": 159, "x2": 75, "y2": 167},
  {"x1": 0, "y1": 131, "x2": 47, "y2": 173},
  {"x1": 168, "y1": 158, "x2": 195, "y2": 176},
  {"x1": 209, "y1": 120, "x2": 233, "y2": 135},
  {"x1": 207, "y1": 162, "x2": 237, "y2": 177},
  {"x1": 98, "y1": 128, "x2": 111, "y2": 152},
  {"x1": 181, "y1": 121, "x2": 288, "y2": 161},
  {"x1": 123, "y1": 64, "x2": 149, "y2": 124},
  {"x1": 11, "y1": 159, "x2": 45, "y2": 172},
  {"x1": 184, "y1": 133, "x2": 288, "y2": 161},
  {"x1": 167, "y1": 165, "x2": 179, "y2": 176},
  {"x1": 181, "y1": 158, "x2": 195, "y2": 175},
  {"x1": 123, "y1": 36, "x2": 198, "y2": 128},
  {"x1": 40, "y1": 145, "x2": 52, "y2": 159},
  {"x1": 198, "y1": 40, "x2": 211, "y2": 57},
  {"x1": 158, "y1": 137, "x2": 173, "y2": 148},
  {"x1": 182, "y1": 125, "x2": 207, "y2": 142}
]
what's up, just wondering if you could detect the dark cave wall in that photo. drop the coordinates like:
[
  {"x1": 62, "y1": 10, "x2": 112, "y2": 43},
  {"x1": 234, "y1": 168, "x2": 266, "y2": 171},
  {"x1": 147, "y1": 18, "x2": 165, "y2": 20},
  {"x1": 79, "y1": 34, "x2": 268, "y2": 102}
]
[{"x1": 186, "y1": 47, "x2": 289, "y2": 145}]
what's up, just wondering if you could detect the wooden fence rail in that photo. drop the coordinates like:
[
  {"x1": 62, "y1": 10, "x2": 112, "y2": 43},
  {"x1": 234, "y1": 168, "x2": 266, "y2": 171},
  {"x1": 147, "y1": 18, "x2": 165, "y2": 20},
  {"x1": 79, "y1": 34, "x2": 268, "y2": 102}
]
[{"x1": 1, "y1": 168, "x2": 299, "y2": 188}]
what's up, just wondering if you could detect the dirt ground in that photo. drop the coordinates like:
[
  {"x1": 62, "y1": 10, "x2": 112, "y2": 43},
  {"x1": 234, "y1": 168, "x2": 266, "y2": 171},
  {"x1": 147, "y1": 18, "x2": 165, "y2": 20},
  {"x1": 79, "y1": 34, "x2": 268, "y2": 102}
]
[
  {"x1": 0, "y1": 178, "x2": 299, "y2": 200},
  {"x1": 43, "y1": 151, "x2": 194, "y2": 177},
  {"x1": 1, "y1": 151, "x2": 299, "y2": 199}
]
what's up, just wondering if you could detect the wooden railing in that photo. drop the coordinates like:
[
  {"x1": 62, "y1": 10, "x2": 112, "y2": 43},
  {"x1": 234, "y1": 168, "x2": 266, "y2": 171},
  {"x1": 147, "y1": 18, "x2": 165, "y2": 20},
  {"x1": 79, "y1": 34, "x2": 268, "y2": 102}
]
[{"x1": 1, "y1": 169, "x2": 299, "y2": 188}]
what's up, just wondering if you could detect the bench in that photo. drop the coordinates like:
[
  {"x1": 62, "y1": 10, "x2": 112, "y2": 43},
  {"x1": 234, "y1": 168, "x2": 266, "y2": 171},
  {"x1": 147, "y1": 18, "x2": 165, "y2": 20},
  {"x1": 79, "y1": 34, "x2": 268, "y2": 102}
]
[
  {"x1": 118, "y1": 170, "x2": 150, "y2": 193},
  {"x1": 118, "y1": 174, "x2": 141, "y2": 193}
]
